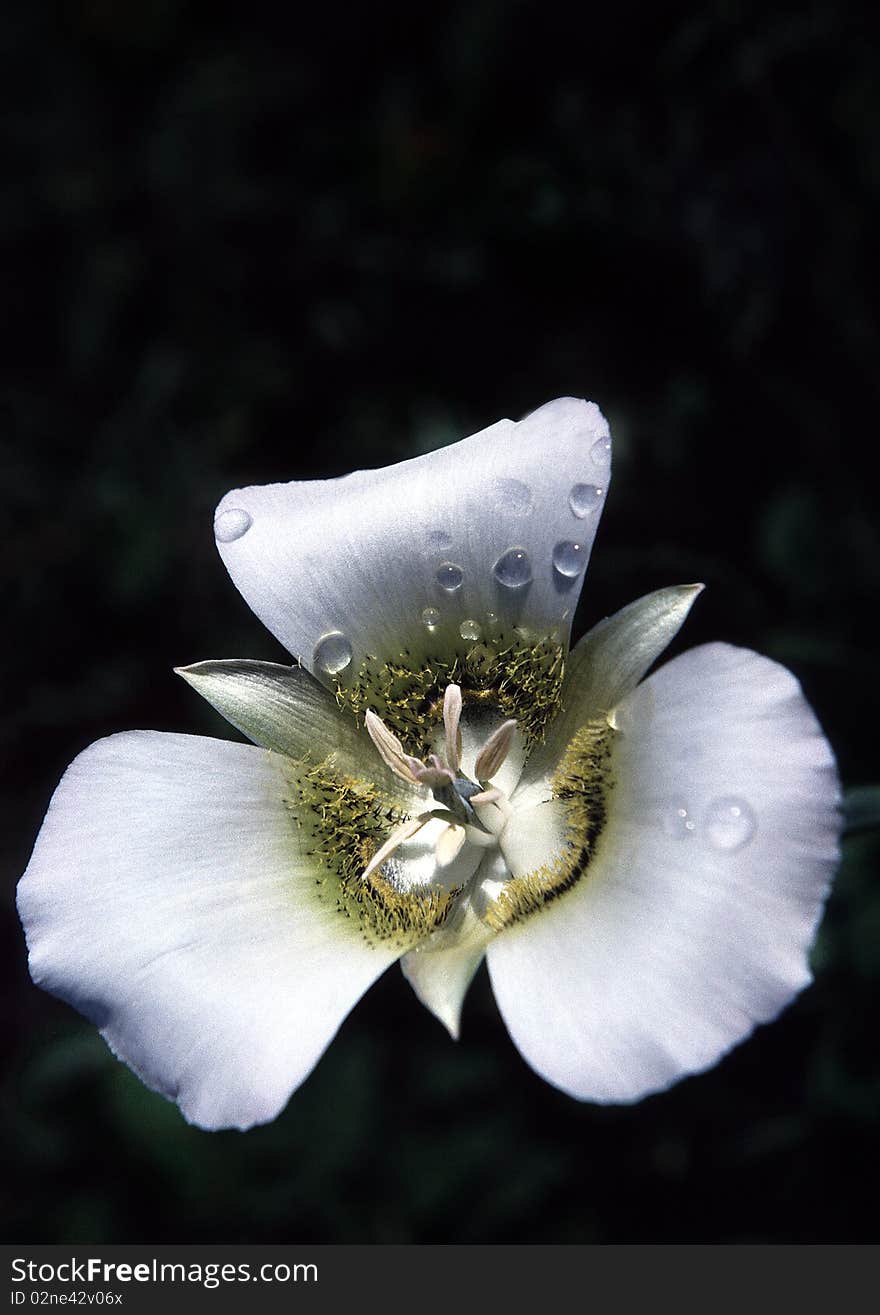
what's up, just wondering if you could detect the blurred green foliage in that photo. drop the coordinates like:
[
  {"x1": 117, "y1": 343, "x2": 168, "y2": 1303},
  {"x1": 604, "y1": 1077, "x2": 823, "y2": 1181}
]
[{"x1": 2, "y1": 0, "x2": 878, "y2": 1241}]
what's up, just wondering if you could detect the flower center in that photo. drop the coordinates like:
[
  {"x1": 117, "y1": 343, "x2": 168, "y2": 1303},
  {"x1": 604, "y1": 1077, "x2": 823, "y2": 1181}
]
[
  {"x1": 359, "y1": 684, "x2": 616, "y2": 941},
  {"x1": 363, "y1": 684, "x2": 517, "y2": 880}
]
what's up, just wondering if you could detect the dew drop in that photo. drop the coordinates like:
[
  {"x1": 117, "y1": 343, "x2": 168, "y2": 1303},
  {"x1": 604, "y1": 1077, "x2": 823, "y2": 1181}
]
[
  {"x1": 485, "y1": 611, "x2": 499, "y2": 627},
  {"x1": 214, "y1": 508, "x2": 252, "y2": 543},
  {"x1": 590, "y1": 436, "x2": 612, "y2": 468},
  {"x1": 552, "y1": 540, "x2": 587, "y2": 578},
  {"x1": 494, "y1": 478, "x2": 533, "y2": 515},
  {"x1": 421, "y1": 607, "x2": 441, "y2": 630},
  {"x1": 569, "y1": 483, "x2": 604, "y2": 518},
  {"x1": 426, "y1": 529, "x2": 453, "y2": 551},
  {"x1": 657, "y1": 798, "x2": 696, "y2": 839},
  {"x1": 704, "y1": 797, "x2": 756, "y2": 851},
  {"x1": 436, "y1": 562, "x2": 464, "y2": 592},
  {"x1": 459, "y1": 619, "x2": 481, "y2": 641},
  {"x1": 493, "y1": 547, "x2": 533, "y2": 589},
  {"x1": 313, "y1": 631, "x2": 353, "y2": 676}
]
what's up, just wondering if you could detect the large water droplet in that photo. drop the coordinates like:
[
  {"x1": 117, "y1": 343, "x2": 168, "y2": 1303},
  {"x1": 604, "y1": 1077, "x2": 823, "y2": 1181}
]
[
  {"x1": 459, "y1": 619, "x2": 481, "y2": 641},
  {"x1": 421, "y1": 607, "x2": 441, "y2": 630},
  {"x1": 436, "y1": 562, "x2": 464, "y2": 592},
  {"x1": 704, "y1": 797, "x2": 756, "y2": 851},
  {"x1": 569, "y1": 483, "x2": 604, "y2": 517},
  {"x1": 313, "y1": 632, "x2": 353, "y2": 676},
  {"x1": 590, "y1": 436, "x2": 612, "y2": 467},
  {"x1": 493, "y1": 547, "x2": 533, "y2": 589},
  {"x1": 214, "y1": 508, "x2": 252, "y2": 543},
  {"x1": 552, "y1": 540, "x2": 587, "y2": 578},
  {"x1": 494, "y1": 478, "x2": 533, "y2": 515},
  {"x1": 657, "y1": 798, "x2": 696, "y2": 839}
]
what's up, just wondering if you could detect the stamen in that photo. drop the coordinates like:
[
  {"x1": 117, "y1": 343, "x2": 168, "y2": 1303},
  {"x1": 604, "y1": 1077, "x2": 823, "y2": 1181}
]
[
  {"x1": 435, "y1": 823, "x2": 467, "y2": 868},
  {"x1": 362, "y1": 814, "x2": 432, "y2": 881},
  {"x1": 469, "y1": 786, "x2": 502, "y2": 807},
  {"x1": 474, "y1": 718, "x2": 517, "y2": 781},
  {"x1": 443, "y1": 683, "x2": 463, "y2": 774},
  {"x1": 415, "y1": 763, "x2": 456, "y2": 790},
  {"x1": 365, "y1": 709, "x2": 424, "y2": 786}
]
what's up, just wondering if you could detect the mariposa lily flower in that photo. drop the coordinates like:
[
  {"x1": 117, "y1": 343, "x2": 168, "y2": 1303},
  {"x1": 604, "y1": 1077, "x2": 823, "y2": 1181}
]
[{"x1": 18, "y1": 398, "x2": 841, "y2": 1130}]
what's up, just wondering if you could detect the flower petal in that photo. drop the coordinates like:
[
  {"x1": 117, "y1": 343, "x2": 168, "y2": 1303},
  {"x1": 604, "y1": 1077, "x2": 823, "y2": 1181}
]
[
  {"x1": 488, "y1": 643, "x2": 841, "y2": 1103},
  {"x1": 17, "y1": 732, "x2": 421, "y2": 1130},
  {"x1": 401, "y1": 902, "x2": 494, "y2": 1040},
  {"x1": 516, "y1": 584, "x2": 703, "y2": 803},
  {"x1": 214, "y1": 398, "x2": 611, "y2": 690}
]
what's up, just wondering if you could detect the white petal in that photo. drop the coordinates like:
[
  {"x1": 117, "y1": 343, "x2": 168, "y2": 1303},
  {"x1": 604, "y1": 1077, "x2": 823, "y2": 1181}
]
[
  {"x1": 214, "y1": 398, "x2": 611, "y2": 684},
  {"x1": 401, "y1": 901, "x2": 493, "y2": 1040},
  {"x1": 488, "y1": 643, "x2": 841, "y2": 1103},
  {"x1": 17, "y1": 732, "x2": 406, "y2": 1130},
  {"x1": 517, "y1": 584, "x2": 703, "y2": 803}
]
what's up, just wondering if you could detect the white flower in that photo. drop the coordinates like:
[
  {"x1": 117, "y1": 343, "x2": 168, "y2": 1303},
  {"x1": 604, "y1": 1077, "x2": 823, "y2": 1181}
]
[{"x1": 17, "y1": 398, "x2": 841, "y2": 1130}]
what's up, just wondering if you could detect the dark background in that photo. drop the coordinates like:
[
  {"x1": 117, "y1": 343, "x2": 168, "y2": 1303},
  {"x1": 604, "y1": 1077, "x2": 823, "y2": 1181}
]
[{"x1": 2, "y1": 0, "x2": 879, "y2": 1243}]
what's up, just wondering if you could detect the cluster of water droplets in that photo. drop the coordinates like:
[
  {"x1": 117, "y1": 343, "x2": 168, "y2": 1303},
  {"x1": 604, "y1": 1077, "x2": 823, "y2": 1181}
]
[
  {"x1": 216, "y1": 423, "x2": 616, "y2": 675},
  {"x1": 654, "y1": 795, "x2": 757, "y2": 852}
]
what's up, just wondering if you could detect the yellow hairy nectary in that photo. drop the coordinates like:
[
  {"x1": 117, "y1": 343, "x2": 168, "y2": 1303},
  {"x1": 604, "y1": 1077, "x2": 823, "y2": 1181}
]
[
  {"x1": 334, "y1": 630, "x2": 565, "y2": 750},
  {"x1": 284, "y1": 758, "x2": 459, "y2": 949}
]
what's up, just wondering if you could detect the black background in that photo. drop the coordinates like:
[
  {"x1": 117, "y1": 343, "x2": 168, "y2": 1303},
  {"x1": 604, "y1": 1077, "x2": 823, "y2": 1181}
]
[{"x1": 2, "y1": 0, "x2": 878, "y2": 1242}]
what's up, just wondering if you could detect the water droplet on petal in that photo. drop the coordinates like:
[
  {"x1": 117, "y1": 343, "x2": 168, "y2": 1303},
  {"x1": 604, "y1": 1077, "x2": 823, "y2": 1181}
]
[
  {"x1": 426, "y1": 529, "x2": 453, "y2": 551},
  {"x1": 421, "y1": 607, "x2": 441, "y2": 630},
  {"x1": 552, "y1": 540, "x2": 587, "y2": 578},
  {"x1": 590, "y1": 436, "x2": 612, "y2": 467},
  {"x1": 313, "y1": 632, "x2": 353, "y2": 676},
  {"x1": 658, "y1": 798, "x2": 696, "y2": 839},
  {"x1": 436, "y1": 562, "x2": 464, "y2": 592},
  {"x1": 485, "y1": 611, "x2": 499, "y2": 627},
  {"x1": 459, "y1": 619, "x2": 481, "y2": 641},
  {"x1": 569, "y1": 483, "x2": 604, "y2": 517},
  {"x1": 704, "y1": 797, "x2": 756, "y2": 851},
  {"x1": 214, "y1": 508, "x2": 252, "y2": 542},
  {"x1": 494, "y1": 478, "x2": 533, "y2": 515},
  {"x1": 493, "y1": 547, "x2": 533, "y2": 589}
]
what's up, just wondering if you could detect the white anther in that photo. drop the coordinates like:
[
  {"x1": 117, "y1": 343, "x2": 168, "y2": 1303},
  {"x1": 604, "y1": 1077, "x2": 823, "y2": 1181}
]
[
  {"x1": 435, "y1": 823, "x2": 467, "y2": 868},
  {"x1": 469, "y1": 786, "x2": 502, "y2": 807},
  {"x1": 415, "y1": 764, "x2": 456, "y2": 790},
  {"x1": 473, "y1": 718, "x2": 517, "y2": 781},
  {"x1": 362, "y1": 814, "x2": 432, "y2": 881},
  {"x1": 364, "y1": 709, "x2": 423, "y2": 786},
  {"x1": 443, "y1": 683, "x2": 463, "y2": 774}
]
